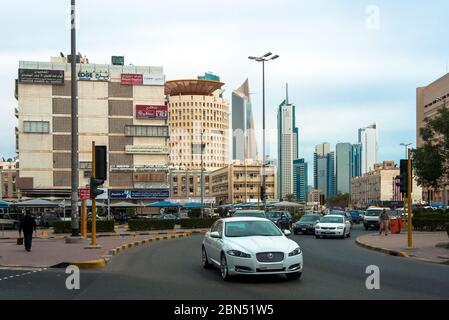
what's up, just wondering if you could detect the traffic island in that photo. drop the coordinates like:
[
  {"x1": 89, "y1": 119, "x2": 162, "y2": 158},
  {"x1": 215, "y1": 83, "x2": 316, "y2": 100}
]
[{"x1": 356, "y1": 232, "x2": 449, "y2": 265}]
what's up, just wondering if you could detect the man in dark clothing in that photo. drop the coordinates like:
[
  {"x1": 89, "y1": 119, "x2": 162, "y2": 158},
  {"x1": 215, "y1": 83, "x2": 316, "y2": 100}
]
[{"x1": 19, "y1": 211, "x2": 37, "y2": 252}]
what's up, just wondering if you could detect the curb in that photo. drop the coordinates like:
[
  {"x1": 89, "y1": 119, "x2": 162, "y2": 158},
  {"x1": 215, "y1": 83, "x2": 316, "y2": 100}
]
[
  {"x1": 355, "y1": 237, "x2": 409, "y2": 258},
  {"x1": 1, "y1": 232, "x2": 193, "y2": 270}
]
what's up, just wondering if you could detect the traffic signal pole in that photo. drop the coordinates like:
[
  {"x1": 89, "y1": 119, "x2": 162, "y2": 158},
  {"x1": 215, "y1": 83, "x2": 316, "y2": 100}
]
[
  {"x1": 81, "y1": 200, "x2": 87, "y2": 239},
  {"x1": 407, "y1": 149, "x2": 413, "y2": 247},
  {"x1": 91, "y1": 141, "x2": 97, "y2": 247}
]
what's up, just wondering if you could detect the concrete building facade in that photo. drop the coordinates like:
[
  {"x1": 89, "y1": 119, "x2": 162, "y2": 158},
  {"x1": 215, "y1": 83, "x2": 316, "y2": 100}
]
[
  {"x1": 0, "y1": 160, "x2": 18, "y2": 201},
  {"x1": 166, "y1": 77, "x2": 229, "y2": 171},
  {"x1": 15, "y1": 55, "x2": 170, "y2": 203},
  {"x1": 416, "y1": 72, "x2": 449, "y2": 203},
  {"x1": 209, "y1": 160, "x2": 277, "y2": 205}
]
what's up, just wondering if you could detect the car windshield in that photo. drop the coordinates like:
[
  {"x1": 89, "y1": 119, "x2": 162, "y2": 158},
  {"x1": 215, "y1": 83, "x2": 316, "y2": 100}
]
[
  {"x1": 233, "y1": 211, "x2": 265, "y2": 218},
  {"x1": 225, "y1": 221, "x2": 282, "y2": 237},
  {"x1": 365, "y1": 209, "x2": 385, "y2": 216},
  {"x1": 330, "y1": 211, "x2": 345, "y2": 216},
  {"x1": 300, "y1": 215, "x2": 320, "y2": 222},
  {"x1": 266, "y1": 212, "x2": 283, "y2": 219},
  {"x1": 320, "y1": 216, "x2": 344, "y2": 224},
  {"x1": 349, "y1": 211, "x2": 359, "y2": 216}
]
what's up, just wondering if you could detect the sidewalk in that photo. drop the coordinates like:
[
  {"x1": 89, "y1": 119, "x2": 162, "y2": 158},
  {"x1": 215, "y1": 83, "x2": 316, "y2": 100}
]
[
  {"x1": 356, "y1": 231, "x2": 449, "y2": 265},
  {"x1": 0, "y1": 228, "x2": 208, "y2": 269}
]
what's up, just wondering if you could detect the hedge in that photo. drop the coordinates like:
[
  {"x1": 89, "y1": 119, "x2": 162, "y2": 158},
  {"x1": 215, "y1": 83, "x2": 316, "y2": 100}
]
[
  {"x1": 412, "y1": 209, "x2": 449, "y2": 231},
  {"x1": 180, "y1": 218, "x2": 218, "y2": 229},
  {"x1": 128, "y1": 219, "x2": 175, "y2": 231},
  {"x1": 446, "y1": 223, "x2": 449, "y2": 238},
  {"x1": 53, "y1": 220, "x2": 115, "y2": 234}
]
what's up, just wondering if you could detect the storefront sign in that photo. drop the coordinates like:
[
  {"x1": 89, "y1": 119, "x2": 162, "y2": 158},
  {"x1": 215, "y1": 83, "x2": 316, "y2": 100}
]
[
  {"x1": 109, "y1": 189, "x2": 170, "y2": 200},
  {"x1": 121, "y1": 73, "x2": 143, "y2": 85},
  {"x1": 18, "y1": 69, "x2": 64, "y2": 85},
  {"x1": 143, "y1": 73, "x2": 165, "y2": 86},
  {"x1": 78, "y1": 71, "x2": 110, "y2": 81},
  {"x1": 125, "y1": 145, "x2": 170, "y2": 155},
  {"x1": 136, "y1": 105, "x2": 168, "y2": 119}
]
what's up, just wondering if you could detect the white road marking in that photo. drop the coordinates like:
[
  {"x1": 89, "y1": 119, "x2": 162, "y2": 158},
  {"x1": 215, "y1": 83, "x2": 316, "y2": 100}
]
[{"x1": 0, "y1": 267, "x2": 47, "y2": 282}]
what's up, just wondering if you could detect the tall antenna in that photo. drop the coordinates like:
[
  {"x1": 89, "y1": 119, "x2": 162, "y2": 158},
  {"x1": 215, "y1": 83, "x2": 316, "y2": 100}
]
[{"x1": 286, "y1": 83, "x2": 289, "y2": 105}]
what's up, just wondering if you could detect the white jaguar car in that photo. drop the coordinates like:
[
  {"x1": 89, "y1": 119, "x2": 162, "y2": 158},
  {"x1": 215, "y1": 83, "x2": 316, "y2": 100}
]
[{"x1": 202, "y1": 217, "x2": 303, "y2": 281}]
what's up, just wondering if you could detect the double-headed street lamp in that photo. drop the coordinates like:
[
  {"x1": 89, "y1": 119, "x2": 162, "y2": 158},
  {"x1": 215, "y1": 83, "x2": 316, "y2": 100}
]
[{"x1": 248, "y1": 52, "x2": 279, "y2": 210}]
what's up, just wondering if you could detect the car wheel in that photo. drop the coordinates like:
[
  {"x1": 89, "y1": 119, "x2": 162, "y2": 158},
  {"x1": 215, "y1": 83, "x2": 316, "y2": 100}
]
[
  {"x1": 347, "y1": 231, "x2": 351, "y2": 238},
  {"x1": 293, "y1": 230, "x2": 298, "y2": 235},
  {"x1": 315, "y1": 235, "x2": 320, "y2": 239},
  {"x1": 286, "y1": 272, "x2": 302, "y2": 280},
  {"x1": 364, "y1": 226, "x2": 368, "y2": 231},
  {"x1": 202, "y1": 246, "x2": 212, "y2": 269},
  {"x1": 340, "y1": 229, "x2": 346, "y2": 239},
  {"x1": 220, "y1": 253, "x2": 232, "y2": 281}
]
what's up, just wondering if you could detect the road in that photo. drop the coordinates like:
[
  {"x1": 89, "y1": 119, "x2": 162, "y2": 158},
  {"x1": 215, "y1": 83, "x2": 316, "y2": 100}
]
[{"x1": 1, "y1": 225, "x2": 449, "y2": 300}]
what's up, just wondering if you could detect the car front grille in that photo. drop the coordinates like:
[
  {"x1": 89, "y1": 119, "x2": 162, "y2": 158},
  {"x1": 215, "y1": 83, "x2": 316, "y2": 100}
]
[
  {"x1": 321, "y1": 227, "x2": 336, "y2": 230},
  {"x1": 256, "y1": 252, "x2": 285, "y2": 263}
]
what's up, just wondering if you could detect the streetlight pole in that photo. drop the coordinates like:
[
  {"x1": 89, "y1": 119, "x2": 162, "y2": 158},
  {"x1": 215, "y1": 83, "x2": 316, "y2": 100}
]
[
  {"x1": 400, "y1": 143, "x2": 412, "y2": 159},
  {"x1": 70, "y1": 0, "x2": 80, "y2": 237},
  {"x1": 201, "y1": 128, "x2": 205, "y2": 218},
  {"x1": 249, "y1": 53, "x2": 279, "y2": 211},
  {"x1": 436, "y1": 97, "x2": 448, "y2": 206}
]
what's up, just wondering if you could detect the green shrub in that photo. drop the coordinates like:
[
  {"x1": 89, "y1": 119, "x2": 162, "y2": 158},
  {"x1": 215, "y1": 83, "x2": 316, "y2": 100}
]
[
  {"x1": 446, "y1": 223, "x2": 449, "y2": 238},
  {"x1": 412, "y1": 209, "x2": 449, "y2": 231},
  {"x1": 53, "y1": 220, "x2": 115, "y2": 234},
  {"x1": 180, "y1": 218, "x2": 218, "y2": 229},
  {"x1": 128, "y1": 219, "x2": 175, "y2": 231}
]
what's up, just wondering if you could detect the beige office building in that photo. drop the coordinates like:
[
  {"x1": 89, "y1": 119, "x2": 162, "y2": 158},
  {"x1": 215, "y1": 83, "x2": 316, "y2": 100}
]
[
  {"x1": 15, "y1": 55, "x2": 170, "y2": 203},
  {"x1": 351, "y1": 161, "x2": 422, "y2": 208},
  {"x1": 0, "y1": 160, "x2": 18, "y2": 201},
  {"x1": 209, "y1": 160, "x2": 277, "y2": 205},
  {"x1": 417, "y1": 72, "x2": 449, "y2": 203},
  {"x1": 166, "y1": 79, "x2": 229, "y2": 171}
]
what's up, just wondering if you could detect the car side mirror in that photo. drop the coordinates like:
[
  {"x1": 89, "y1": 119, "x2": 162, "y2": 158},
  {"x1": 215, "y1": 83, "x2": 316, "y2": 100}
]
[
  {"x1": 283, "y1": 230, "x2": 292, "y2": 236},
  {"x1": 210, "y1": 231, "x2": 221, "y2": 239}
]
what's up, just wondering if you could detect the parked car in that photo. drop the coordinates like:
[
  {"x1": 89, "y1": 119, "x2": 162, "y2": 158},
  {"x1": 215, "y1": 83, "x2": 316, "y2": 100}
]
[
  {"x1": 41, "y1": 212, "x2": 61, "y2": 227},
  {"x1": 0, "y1": 213, "x2": 21, "y2": 230},
  {"x1": 232, "y1": 210, "x2": 267, "y2": 219},
  {"x1": 347, "y1": 210, "x2": 363, "y2": 224},
  {"x1": 293, "y1": 214, "x2": 321, "y2": 234},
  {"x1": 363, "y1": 207, "x2": 392, "y2": 230},
  {"x1": 266, "y1": 211, "x2": 292, "y2": 230},
  {"x1": 202, "y1": 217, "x2": 303, "y2": 281},
  {"x1": 315, "y1": 215, "x2": 352, "y2": 239}
]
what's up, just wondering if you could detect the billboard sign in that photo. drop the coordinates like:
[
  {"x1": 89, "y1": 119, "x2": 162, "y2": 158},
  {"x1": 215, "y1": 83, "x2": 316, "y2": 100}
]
[
  {"x1": 125, "y1": 145, "x2": 170, "y2": 155},
  {"x1": 78, "y1": 71, "x2": 110, "y2": 81},
  {"x1": 109, "y1": 189, "x2": 170, "y2": 200},
  {"x1": 18, "y1": 69, "x2": 64, "y2": 85},
  {"x1": 143, "y1": 73, "x2": 165, "y2": 86},
  {"x1": 136, "y1": 105, "x2": 168, "y2": 119},
  {"x1": 121, "y1": 73, "x2": 143, "y2": 85}
]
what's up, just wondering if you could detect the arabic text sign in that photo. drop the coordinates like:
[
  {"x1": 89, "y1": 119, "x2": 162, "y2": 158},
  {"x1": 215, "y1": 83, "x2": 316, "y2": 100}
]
[
  {"x1": 121, "y1": 73, "x2": 143, "y2": 85},
  {"x1": 136, "y1": 105, "x2": 168, "y2": 119},
  {"x1": 18, "y1": 69, "x2": 64, "y2": 85},
  {"x1": 143, "y1": 73, "x2": 165, "y2": 86},
  {"x1": 109, "y1": 189, "x2": 170, "y2": 200},
  {"x1": 78, "y1": 71, "x2": 110, "y2": 81}
]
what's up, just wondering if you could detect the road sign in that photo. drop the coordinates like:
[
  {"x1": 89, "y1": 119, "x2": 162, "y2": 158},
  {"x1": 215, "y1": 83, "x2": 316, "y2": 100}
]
[{"x1": 79, "y1": 188, "x2": 90, "y2": 201}]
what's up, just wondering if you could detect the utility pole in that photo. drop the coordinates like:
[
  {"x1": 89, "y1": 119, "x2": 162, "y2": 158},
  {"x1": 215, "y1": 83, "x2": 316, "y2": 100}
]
[{"x1": 70, "y1": 0, "x2": 80, "y2": 237}]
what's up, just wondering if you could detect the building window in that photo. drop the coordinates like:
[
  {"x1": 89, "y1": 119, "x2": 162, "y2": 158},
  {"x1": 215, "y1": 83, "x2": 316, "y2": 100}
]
[
  {"x1": 125, "y1": 125, "x2": 169, "y2": 137},
  {"x1": 23, "y1": 121, "x2": 49, "y2": 134}
]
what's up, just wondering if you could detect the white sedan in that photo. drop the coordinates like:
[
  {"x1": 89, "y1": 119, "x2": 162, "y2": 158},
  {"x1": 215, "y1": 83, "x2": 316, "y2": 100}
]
[
  {"x1": 202, "y1": 217, "x2": 303, "y2": 281},
  {"x1": 315, "y1": 215, "x2": 351, "y2": 239}
]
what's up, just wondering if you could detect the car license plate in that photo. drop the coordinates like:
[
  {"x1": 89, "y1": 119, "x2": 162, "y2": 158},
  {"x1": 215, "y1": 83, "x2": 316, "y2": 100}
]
[
  {"x1": 259, "y1": 264, "x2": 283, "y2": 271},
  {"x1": 302, "y1": 228, "x2": 307, "y2": 231}
]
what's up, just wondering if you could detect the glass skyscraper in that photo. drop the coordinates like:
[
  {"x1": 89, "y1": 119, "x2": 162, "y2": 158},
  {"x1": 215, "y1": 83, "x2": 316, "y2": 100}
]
[
  {"x1": 358, "y1": 123, "x2": 378, "y2": 174},
  {"x1": 313, "y1": 143, "x2": 335, "y2": 200},
  {"x1": 293, "y1": 159, "x2": 308, "y2": 203},
  {"x1": 232, "y1": 79, "x2": 257, "y2": 161}
]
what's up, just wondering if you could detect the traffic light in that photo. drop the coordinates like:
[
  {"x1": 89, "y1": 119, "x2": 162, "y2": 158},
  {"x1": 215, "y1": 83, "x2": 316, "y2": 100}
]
[
  {"x1": 396, "y1": 160, "x2": 409, "y2": 195},
  {"x1": 90, "y1": 178, "x2": 105, "y2": 199},
  {"x1": 260, "y1": 186, "x2": 266, "y2": 202},
  {"x1": 90, "y1": 146, "x2": 107, "y2": 200}
]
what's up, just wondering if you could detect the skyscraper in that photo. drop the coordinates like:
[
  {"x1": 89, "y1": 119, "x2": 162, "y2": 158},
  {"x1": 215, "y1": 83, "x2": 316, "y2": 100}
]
[
  {"x1": 232, "y1": 79, "x2": 257, "y2": 161},
  {"x1": 313, "y1": 143, "x2": 335, "y2": 200},
  {"x1": 293, "y1": 159, "x2": 308, "y2": 203},
  {"x1": 358, "y1": 123, "x2": 378, "y2": 174},
  {"x1": 336, "y1": 143, "x2": 352, "y2": 194},
  {"x1": 277, "y1": 88, "x2": 299, "y2": 198},
  {"x1": 352, "y1": 143, "x2": 362, "y2": 178}
]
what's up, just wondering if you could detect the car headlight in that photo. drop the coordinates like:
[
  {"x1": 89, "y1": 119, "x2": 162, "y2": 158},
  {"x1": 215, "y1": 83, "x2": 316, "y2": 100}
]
[
  {"x1": 337, "y1": 226, "x2": 344, "y2": 229},
  {"x1": 289, "y1": 247, "x2": 302, "y2": 256},
  {"x1": 227, "y1": 250, "x2": 251, "y2": 258},
  {"x1": 315, "y1": 225, "x2": 321, "y2": 229}
]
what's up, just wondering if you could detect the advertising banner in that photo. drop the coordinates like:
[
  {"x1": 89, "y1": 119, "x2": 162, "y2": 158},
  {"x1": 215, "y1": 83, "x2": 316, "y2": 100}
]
[
  {"x1": 78, "y1": 71, "x2": 110, "y2": 81},
  {"x1": 136, "y1": 105, "x2": 168, "y2": 119},
  {"x1": 18, "y1": 69, "x2": 64, "y2": 85},
  {"x1": 125, "y1": 145, "x2": 170, "y2": 155},
  {"x1": 109, "y1": 189, "x2": 170, "y2": 200},
  {"x1": 143, "y1": 73, "x2": 165, "y2": 86},
  {"x1": 121, "y1": 73, "x2": 143, "y2": 85}
]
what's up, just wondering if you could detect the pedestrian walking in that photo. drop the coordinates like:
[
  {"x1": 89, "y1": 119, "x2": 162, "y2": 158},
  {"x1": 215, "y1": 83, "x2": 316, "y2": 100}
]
[
  {"x1": 19, "y1": 211, "x2": 37, "y2": 252},
  {"x1": 379, "y1": 209, "x2": 390, "y2": 236}
]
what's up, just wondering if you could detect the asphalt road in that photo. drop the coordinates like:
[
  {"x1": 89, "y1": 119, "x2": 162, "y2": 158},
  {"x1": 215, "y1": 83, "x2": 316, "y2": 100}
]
[{"x1": 1, "y1": 225, "x2": 449, "y2": 300}]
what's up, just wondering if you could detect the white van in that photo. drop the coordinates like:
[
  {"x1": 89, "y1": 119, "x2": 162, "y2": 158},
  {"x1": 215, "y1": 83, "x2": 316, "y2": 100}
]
[{"x1": 363, "y1": 207, "x2": 391, "y2": 230}]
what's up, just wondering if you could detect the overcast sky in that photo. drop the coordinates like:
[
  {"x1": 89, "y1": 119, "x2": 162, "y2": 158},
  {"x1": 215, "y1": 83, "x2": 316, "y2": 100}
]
[{"x1": 1, "y1": 0, "x2": 449, "y2": 180}]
